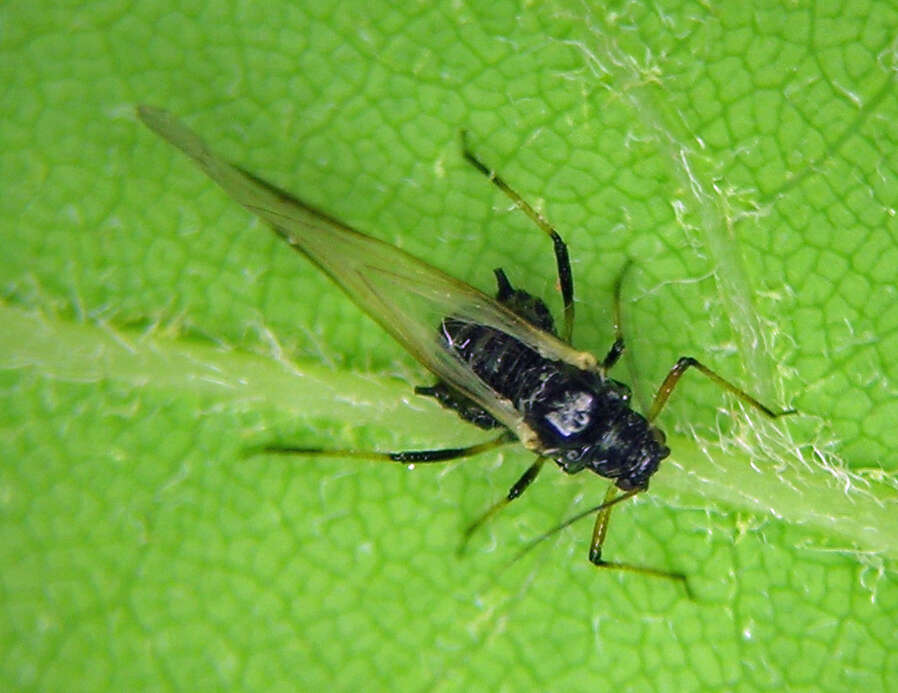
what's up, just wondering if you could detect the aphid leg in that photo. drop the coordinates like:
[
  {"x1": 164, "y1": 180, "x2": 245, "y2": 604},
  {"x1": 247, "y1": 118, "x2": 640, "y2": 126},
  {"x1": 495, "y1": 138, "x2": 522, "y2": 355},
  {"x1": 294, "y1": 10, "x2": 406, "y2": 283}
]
[
  {"x1": 461, "y1": 131, "x2": 575, "y2": 343},
  {"x1": 600, "y1": 261, "x2": 632, "y2": 372},
  {"x1": 255, "y1": 431, "x2": 515, "y2": 463},
  {"x1": 587, "y1": 484, "x2": 618, "y2": 563},
  {"x1": 458, "y1": 456, "x2": 547, "y2": 554},
  {"x1": 647, "y1": 357, "x2": 797, "y2": 422},
  {"x1": 509, "y1": 487, "x2": 689, "y2": 592},
  {"x1": 588, "y1": 485, "x2": 691, "y2": 594}
]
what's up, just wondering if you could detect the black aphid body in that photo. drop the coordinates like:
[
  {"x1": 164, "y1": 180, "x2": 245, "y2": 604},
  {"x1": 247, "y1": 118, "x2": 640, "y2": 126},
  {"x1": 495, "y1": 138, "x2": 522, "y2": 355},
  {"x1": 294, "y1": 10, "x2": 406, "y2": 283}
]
[{"x1": 418, "y1": 269, "x2": 671, "y2": 492}]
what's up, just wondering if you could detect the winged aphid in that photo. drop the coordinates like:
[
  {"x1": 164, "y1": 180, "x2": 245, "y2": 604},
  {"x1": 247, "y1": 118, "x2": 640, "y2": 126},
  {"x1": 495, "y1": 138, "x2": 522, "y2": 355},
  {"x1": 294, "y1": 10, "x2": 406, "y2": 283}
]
[{"x1": 139, "y1": 106, "x2": 795, "y2": 590}]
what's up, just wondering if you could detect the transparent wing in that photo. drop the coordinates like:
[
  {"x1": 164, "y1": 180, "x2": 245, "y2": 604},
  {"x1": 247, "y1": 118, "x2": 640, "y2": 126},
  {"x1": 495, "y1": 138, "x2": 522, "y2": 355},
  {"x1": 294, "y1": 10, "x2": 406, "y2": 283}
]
[{"x1": 138, "y1": 106, "x2": 599, "y2": 445}]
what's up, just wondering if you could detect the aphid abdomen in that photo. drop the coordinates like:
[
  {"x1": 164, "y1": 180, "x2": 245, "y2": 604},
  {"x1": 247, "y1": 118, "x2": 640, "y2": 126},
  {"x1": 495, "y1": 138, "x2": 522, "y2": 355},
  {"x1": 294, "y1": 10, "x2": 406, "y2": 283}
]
[
  {"x1": 415, "y1": 269, "x2": 557, "y2": 430},
  {"x1": 440, "y1": 316, "x2": 555, "y2": 401},
  {"x1": 440, "y1": 268, "x2": 559, "y2": 400}
]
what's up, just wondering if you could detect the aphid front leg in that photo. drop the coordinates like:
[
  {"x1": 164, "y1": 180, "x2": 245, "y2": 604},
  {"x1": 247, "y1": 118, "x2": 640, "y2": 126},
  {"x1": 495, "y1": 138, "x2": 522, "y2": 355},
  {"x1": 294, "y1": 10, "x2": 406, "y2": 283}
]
[
  {"x1": 461, "y1": 132, "x2": 575, "y2": 343},
  {"x1": 588, "y1": 485, "x2": 691, "y2": 594},
  {"x1": 458, "y1": 456, "x2": 547, "y2": 554},
  {"x1": 647, "y1": 357, "x2": 797, "y2": 422},
  {"x1": 587, "y1": 484, "x2": 618, "y2": 564}
]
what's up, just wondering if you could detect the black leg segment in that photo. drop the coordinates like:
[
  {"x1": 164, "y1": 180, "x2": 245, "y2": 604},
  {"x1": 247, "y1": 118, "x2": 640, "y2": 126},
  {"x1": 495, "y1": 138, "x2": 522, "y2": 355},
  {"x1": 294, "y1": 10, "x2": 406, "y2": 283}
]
[{"x1": 461, "y1": 131, "x2": 576, "y2": 343}]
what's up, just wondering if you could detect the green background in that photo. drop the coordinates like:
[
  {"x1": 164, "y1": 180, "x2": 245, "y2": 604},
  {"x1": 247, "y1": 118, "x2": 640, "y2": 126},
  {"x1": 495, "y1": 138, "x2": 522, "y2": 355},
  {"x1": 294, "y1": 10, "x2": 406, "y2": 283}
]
[{"x1": 3, "y1": 0, "x2": 898, "y2": 690}]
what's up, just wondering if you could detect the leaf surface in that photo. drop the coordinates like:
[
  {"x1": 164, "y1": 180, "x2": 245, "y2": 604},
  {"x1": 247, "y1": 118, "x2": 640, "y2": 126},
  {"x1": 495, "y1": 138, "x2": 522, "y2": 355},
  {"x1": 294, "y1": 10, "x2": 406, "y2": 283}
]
[{"x1": 2, "y1": 1, "x2": 897, "y2": 690}]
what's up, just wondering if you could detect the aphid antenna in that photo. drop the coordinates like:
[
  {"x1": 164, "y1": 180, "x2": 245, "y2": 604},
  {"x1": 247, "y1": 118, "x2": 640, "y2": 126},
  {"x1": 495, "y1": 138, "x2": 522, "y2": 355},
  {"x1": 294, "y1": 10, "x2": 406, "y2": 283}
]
[{"x1": 509, "y1": 487, "x2": 640, "y2": 564}]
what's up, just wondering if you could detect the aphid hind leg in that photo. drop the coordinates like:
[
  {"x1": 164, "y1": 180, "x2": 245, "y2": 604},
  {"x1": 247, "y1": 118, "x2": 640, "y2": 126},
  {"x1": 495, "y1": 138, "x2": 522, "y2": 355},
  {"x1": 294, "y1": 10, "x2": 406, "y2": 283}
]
[
  {"x1": 461, "y1": 132, "x2": 575, "y2": 343},
  {"x1": 458, "y1": 456, "x2": 547, "y2": 554},
  {"x1": 256, "y1": 431, "x2": 515, "y2": 463},
  {"x1": 647, "y1": 357, "x2": 797, "y2": 422},
  {"x1": 588, "y1": 485, "x2": 691, "y2": 594}
]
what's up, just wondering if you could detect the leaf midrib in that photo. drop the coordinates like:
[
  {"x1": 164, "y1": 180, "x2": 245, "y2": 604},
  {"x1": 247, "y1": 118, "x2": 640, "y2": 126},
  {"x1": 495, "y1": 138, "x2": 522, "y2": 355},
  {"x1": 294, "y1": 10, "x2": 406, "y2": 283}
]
[{"x1": 6, "y1": 301, "x2": 896, "y2": 561}]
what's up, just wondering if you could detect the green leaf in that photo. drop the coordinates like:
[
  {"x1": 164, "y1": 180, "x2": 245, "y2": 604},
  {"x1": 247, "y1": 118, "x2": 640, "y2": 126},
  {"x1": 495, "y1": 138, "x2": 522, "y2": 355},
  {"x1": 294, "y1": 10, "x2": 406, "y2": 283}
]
[{"x1": 3, "y1": 0, "x2": 897, "y2": 691}]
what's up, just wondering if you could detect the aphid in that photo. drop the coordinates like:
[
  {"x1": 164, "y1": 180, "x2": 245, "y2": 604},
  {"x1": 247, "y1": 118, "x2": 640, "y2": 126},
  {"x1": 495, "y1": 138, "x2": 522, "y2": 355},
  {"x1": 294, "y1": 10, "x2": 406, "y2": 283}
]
[{"x1": 138, "y1": 106, "x2": 795, "y2": 590}]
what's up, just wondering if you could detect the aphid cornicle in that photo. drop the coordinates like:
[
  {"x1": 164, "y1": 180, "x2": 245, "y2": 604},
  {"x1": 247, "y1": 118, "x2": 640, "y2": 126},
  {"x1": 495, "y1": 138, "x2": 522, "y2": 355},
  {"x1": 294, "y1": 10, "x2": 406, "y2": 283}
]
[{"x1": 139, "y1": 106, "x2": 795, "y2": 590}]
